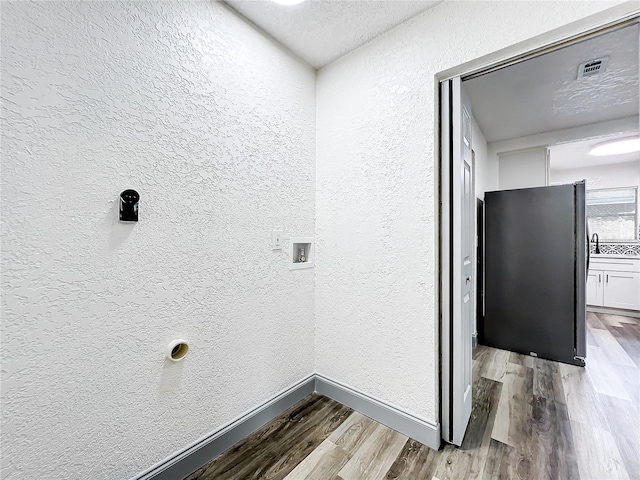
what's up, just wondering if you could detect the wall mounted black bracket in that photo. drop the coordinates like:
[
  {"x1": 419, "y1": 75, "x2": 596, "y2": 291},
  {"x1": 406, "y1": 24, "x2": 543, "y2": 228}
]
[{"x1": 119, "y1": 189, "x2": 139, "y2": 222}]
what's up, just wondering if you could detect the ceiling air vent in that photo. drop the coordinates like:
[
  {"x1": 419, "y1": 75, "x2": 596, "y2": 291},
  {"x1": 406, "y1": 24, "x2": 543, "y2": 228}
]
[{"x1": 577, "y1": 56, "x2": 609, "y2": 79}]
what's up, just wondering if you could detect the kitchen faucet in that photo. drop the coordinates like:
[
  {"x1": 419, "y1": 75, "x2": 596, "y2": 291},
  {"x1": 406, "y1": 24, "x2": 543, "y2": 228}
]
[{"x1": 591, "y1": 233, "x2": 600, "y2": 254}]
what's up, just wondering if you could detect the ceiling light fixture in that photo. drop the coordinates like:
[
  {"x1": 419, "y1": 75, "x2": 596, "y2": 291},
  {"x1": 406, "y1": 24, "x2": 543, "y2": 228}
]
[
  {"x1": 271, "y1": 0, "x2": 306, "y2": 5},
  {"x1": 589, "y1": 137, "x2": 640, "y2": 156}
]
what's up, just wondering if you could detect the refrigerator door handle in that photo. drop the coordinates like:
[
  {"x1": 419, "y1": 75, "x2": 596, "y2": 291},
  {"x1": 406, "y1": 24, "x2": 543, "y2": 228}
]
[{"x1": 586, "y1": 225, "x2": 590, "y2": 276}]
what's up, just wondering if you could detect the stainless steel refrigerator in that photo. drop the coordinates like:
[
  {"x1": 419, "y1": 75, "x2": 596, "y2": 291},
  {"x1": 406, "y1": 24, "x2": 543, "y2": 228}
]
[{"x1": 482, "y1": 181, "x2": 587, "y2": 366}]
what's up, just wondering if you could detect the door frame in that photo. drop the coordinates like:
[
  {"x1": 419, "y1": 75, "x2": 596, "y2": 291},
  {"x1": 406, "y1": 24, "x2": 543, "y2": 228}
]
[{"x1": 436, "y1": 4, "x2": 640, "y2": 447}]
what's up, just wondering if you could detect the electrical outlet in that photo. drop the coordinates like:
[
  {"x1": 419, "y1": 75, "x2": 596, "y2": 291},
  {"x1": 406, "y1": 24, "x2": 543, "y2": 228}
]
[{"x1": 272, "y1": 229, "x2": 282, "y2": 250}]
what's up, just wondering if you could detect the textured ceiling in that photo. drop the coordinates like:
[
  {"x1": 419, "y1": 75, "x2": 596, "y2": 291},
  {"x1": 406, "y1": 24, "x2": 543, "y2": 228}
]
[
  {"x1": 465, "y1": 24, "x2": 639, "y2": 143},
  {"x1": 225, "y1": 0, "x2": 442, "y2": 68},
  {"x1": 550, "y1": 133, "x2": 640, "y2": 170}
]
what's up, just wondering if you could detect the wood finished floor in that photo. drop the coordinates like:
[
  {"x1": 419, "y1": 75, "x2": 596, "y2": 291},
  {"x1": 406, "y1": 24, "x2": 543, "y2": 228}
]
[{"x1": 185, "y1": 313, "x2": 640, "y2": 480}]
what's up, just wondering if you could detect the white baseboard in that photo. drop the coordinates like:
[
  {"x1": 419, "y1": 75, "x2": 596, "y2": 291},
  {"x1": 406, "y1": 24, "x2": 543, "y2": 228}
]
[{"x1": 133, "y1": 374, "x2": 441, "y2": 480}]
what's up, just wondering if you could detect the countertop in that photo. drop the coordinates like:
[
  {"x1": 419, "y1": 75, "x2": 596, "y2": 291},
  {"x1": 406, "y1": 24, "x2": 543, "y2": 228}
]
[{"x1": 590, "y1": 254, "x2": 640, "y2": 260}]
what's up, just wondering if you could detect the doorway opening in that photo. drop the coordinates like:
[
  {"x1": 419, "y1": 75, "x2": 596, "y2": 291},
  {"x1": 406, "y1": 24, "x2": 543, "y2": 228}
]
[{"x1": 438, "y1": 13, "x2": 640, "y2": 477}]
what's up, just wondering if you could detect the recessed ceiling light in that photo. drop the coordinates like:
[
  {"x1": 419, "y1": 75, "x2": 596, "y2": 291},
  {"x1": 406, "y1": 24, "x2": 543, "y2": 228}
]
[
  {"x1": 272, "y1": 0, "x2": 306, "y2": 5},
  {"x1": 589, "y1": 137, "x2": 640, "y2": 156}
]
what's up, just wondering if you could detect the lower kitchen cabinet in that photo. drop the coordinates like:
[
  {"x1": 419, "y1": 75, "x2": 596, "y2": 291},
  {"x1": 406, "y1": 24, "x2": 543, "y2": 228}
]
[
  {"x1": 604, "y1": 271, "x2": 640, "y2": 310},
  {"x1": 587, "y1": 257, "x2": 640, "y2": 311},
  {"x1": 587, "y1": 271, "x2": 604, "y2": 306}
]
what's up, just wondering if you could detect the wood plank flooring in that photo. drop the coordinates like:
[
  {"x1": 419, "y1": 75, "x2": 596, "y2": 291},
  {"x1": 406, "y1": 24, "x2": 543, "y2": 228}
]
[{"x1": 185, "y1": 313, "x2": 640, "y2": 480}]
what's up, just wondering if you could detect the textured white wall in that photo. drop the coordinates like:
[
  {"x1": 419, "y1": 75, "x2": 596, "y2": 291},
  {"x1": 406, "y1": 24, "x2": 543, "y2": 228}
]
[
  {"x1": 315, "y1": 0, "x2": 624, "y2": 423},
  {"x1": 1, "y1": 2, "x2": 315, "y2": 479}
]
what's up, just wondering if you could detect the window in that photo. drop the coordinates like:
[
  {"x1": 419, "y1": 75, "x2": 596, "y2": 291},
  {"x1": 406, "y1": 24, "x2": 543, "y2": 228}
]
[{"x1": 586, "y1": 187, "x2": 638, "y2": 242}]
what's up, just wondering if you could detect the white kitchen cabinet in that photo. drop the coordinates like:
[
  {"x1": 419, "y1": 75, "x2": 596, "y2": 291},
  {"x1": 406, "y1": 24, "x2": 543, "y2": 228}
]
[
  {"x1": 603, "y1": 271, "x2": 640, "y2": 310},
  {"x1": 588, "y1": 256, "x2": 640, "y2": 311},
  {"x1": 586, "y1": 271, "x2": 603, "y2": 306}
]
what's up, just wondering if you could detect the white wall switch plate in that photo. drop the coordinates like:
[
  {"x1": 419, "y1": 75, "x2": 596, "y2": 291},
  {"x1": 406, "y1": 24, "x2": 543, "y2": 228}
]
[{"x1": 272, "y1": 229, "x2": 283, "y2": 250}]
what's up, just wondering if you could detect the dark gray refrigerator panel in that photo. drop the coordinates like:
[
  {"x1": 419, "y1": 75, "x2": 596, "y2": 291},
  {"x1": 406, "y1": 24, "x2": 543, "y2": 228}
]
[{"x1": 483, "y1": 183, "x2": 585, "y2": 366}]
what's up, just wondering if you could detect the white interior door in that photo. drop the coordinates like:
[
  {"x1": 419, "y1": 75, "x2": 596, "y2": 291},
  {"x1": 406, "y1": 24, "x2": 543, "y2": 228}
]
[{"x1": 440, "y1": 77, "x2": 474, "y2": 446}]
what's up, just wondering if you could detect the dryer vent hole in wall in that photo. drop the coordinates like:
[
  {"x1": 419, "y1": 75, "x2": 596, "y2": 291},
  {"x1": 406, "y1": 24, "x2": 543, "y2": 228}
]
[
  {"x1": 167, "y1": 340, "x2": 189, "y2": 361},
  {"x1": 171, "y1": 344, "x2": 186, "y2": 359}
]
